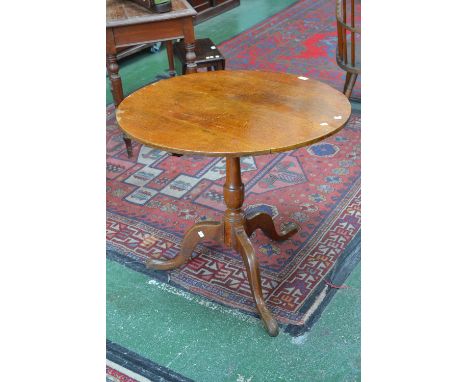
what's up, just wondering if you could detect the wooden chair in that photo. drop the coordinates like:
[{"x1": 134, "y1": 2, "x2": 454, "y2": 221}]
[{"x1": 336, "y1": 0, "x2": 361, "y2": 99}]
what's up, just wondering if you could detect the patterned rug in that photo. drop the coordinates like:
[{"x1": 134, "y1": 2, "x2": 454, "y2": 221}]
[
  {"x1": 106, "y1": 100, "x2": 361, "y2": 335},
  {"x1": 219, "y1": 0, "x2": 361, "y2": 99}
]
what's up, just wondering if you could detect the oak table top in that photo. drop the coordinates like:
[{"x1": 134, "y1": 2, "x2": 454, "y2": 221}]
[{"x1": 116, "y1": 70, "x2": 352, "y2": 157}]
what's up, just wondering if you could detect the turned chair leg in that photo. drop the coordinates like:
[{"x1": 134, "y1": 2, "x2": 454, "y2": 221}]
[
  {"x1": 146, "y1": 221, "x2": 223, "y2": 271},
  {"x1": 245, "y1": 212, "x2": 298, "y2": 241},
  {"x1": 235, "y1": 228, "x2": 279, "y2": 337},
  {"x1": 343, "y1": 72, "x2": 358, "y2": 99}
]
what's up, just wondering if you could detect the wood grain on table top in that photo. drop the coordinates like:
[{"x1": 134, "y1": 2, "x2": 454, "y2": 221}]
[
  {"x1": 116, "y1": 70, "x2": 352, "y2": 157},
  {"x1": 106, "y1": 0, "x2": 196, "y2": 27}
]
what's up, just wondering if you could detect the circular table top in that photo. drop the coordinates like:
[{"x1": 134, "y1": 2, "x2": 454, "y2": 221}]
[{"x1": 116, "y1": 70, "x2": 351, "y2": 157}]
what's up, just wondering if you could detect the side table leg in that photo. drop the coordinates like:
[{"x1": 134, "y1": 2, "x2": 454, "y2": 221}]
[
  {"x1": 122, "y1": 135, "x2": 133, "y2": 158},
  {"x1": 106, "y1": 53, "x2": 123, "y2": 105},
  {"x1": 106, "y1": 53, "x2": 133, "y2": 158},
  {"x1": 166, "y1": 40, "x2": 176, "y2": 77},
  {"x1": 184, "y1": 41, "x2": 197, "y2": 75},
  {"x1": 182, "y1": 18, "x2": 197, "y2": 74},
  {"x1": 235, "y1": 228, "x2": 279, "y2": 337},
  {"x1": 146, "y1": 221, "x2": 223, "y2": 271}
]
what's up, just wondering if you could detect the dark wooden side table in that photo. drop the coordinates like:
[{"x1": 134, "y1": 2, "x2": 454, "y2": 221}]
[
  {"x1": 106, "y1": 0, "x2": 198, "y2": 157},
  {"x1": 116, "y1": 70, "x2": 352, "y2": 336}
]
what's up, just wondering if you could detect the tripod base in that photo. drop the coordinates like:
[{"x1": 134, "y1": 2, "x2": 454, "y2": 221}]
[{"x1": 147, "y1": 157, "x2": 298, "y2": 336}]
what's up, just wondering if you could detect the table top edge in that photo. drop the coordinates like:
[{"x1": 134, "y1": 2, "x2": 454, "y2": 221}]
[{"x1": 118, "y1": 114, "x2": 352, "y2": 158}]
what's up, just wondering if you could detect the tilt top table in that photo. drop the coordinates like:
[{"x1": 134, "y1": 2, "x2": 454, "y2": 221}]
[{"x1": 116, "y1": 70, "x2": 352, "y2": 336}]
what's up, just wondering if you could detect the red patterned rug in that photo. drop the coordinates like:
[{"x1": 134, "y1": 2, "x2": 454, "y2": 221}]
[
  {"x1": 106, "y1": 340, "x2": 195, "y2": 382},
  {"x1": 106, "y1": 101, "x2": 361, "y2": 335},
  {"x1": 107, "y1": 366, "x2": 138, "y2": 382},
  {"x1": 219, "y1": 0, "x2": 361, "y2": 99}
]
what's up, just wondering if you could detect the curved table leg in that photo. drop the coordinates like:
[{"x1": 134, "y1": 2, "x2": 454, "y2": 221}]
[
  {"x1": 245, "y1": 212, "x2": 298, "y2": 241},
  {"x1": 147, "y1": 221, "x2": 223, "y2": 271},
  {"x1": 235, "y1": 228, "x2": 279, "y2": 337}
]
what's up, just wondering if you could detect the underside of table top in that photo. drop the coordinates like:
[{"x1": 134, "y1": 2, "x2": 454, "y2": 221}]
[{"x1": 116, "y1": 70, "x2": 352, "y2": 157}]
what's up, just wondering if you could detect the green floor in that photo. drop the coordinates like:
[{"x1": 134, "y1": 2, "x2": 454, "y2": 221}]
[
  {"x1": 107, "y1": 260, "x2": 360, "y2": 382},
  {"x1": 106, "y1": 1, "x2": 360, "y2": 380}
]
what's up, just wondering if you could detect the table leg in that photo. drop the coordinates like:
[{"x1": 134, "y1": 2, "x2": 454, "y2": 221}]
[
  {"x1": 145, "y1": 156, "x2": 299, "y2": 337},
  {"x1": 222, "y1": 157, "x2": 280, "y2": 336},
  {"x1": 245, "y1": 212, "x2": 298, "y2": 241},
  {"x1": 166, "y1": 41, "x2": 176, "y2": 77},
  {"x1": 182, "y1": 19, "x2": 197, "y2": 74},
  {"x1": 235, "y1": 228, "x2": 279, "y2": 336},
  {"x1": 106, "y1": 53, "x2": 133, "y2": 158},
  {"x1": 146, "y1": 221, "x2": 223, "y2": 270},
  {"x1": 106, "y1": 53, "x2": 123, "y2": 105}
]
